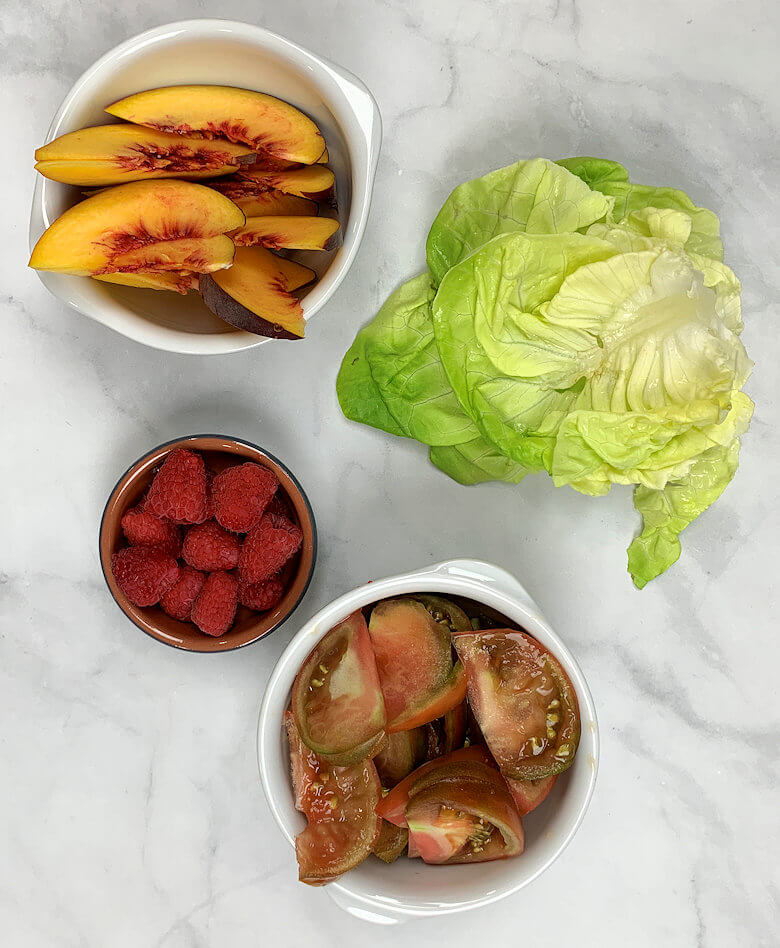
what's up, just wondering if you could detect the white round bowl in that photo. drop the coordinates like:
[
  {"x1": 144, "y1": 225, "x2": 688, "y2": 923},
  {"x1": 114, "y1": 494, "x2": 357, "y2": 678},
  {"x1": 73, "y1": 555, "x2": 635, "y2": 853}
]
[
  {"x1": 28, "y1": 19, "x2": 381, "y2": 354},
  {"x1": 257, "y1": 558, "x2": 599, "y2": 924}
]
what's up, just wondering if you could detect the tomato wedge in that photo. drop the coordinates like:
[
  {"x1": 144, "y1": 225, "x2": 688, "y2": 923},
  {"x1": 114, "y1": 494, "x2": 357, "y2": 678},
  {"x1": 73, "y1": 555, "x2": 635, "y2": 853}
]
[
  {"x1": 374, "y1": 728, "x2": 427, "y2": 787},
  {"x1": 368, "y1": 598, "x2": 467, "y2": 732},
  {"x1": 411, "y1": 594, "x2": 472, "y2": 633},
  {"x1": 505, "y1": 774, "x2": 558, "y2": 816},
  {"x1": 453, "y1": 629, "x2": 580, "y2": 780},
  {"x1": 372, "y1": 820, "x2": 408, "y2": 863},
  {"x1": 292, "y1": 610, "x2": 387, "y2": 766},
  {"x1": 405, "y1": 760, "x2": 524, "y2": 864},
  {"x1": 425, "y1": 699, "x2": 468, "y2": 759},
  {"x1": 285, "y1": 713, "x2": 381, "y2": 885},
  {"x1": 375, "y1": 745, "x2": 494, "y2": 827}
]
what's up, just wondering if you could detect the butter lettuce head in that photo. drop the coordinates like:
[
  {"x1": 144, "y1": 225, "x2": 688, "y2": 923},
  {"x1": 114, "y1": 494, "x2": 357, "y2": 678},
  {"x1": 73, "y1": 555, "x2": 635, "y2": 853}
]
[{"x1": 338, "y1": 157, "x2": 752, "y2": 587}]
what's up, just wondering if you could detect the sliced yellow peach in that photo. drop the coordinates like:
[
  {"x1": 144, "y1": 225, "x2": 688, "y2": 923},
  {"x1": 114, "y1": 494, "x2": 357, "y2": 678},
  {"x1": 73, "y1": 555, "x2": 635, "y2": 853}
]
[
  {"x1": 106, "y1": 85, "x2": 326, "y2": 164},
  {"x1": 34, "y1": 124, "x2": 256, "y2": 185},
  {"x1": 316, "y1": 148, "x2": 329, "y2": 164},
  {"x1": 198, "y1": 246, "x2": 315, "y2": 338},
  {"x1": 93, "y1": 270, "x2": 197, "y2": 294},
  {"x1": 29, "y1": 180, "x2": 244, "y2": 276},
  {"x1": 252, "y1": 156, "x2": 300, "y2": 172},
  {"x1": 231, "y1": 215, "x2": 340, "y2": 251},
  {"x1": 213, "y1": 165, "x2": 335, "y2": 202},
  {"x1": 110, "y1": 235, "x2": 235, "y2": 274},
  {"x1": 226, "y1": 190, "x2": 318, "y2": 218}
]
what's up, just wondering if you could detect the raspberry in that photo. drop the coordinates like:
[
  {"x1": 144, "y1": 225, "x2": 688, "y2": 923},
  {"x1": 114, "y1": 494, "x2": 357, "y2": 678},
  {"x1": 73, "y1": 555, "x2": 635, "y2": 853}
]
[
  {"x1": 145, "y1": 449, "x2": 209, "y2": 524},
  {"x1": 239, "y1": 576, "x2": 286, "y2": 612},
  {"x1": 111, "y1": 546, "x2": 180, "y2": 607},
  {"x1": 239, "y1": 513, "x2": 303, "y2": 584},
  {"x1": 120, "y1": 506, "x2": 182, "y2": 557},
  {"x1": 182, "y1": 521, "x2": 240, "y2": 571},
  {"x1": 160, "y1": 565, "x2": 206, "y2": 622},
  {"x1": 191, "y1": 571, "x2": 238, "y2": 637},
  {"x1": 211, "y1": 462, "x2": 278, "y2": 533},
  {"x1": 265, "y1": 491, "x2": 294, "y2": 520}
]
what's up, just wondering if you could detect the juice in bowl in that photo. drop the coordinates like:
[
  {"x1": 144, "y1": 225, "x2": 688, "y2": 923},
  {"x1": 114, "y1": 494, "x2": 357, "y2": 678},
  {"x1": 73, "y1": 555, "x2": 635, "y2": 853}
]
[{"x1": 258, "y1": 558, "x2": 598, "y2": 922}]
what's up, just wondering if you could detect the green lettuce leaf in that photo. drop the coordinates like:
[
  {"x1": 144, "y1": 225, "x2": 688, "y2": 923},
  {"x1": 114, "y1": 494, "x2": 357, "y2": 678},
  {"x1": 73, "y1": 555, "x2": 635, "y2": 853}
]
[
  {"x1": 558, "y1": 156, "x2": 723, "y2": 260},
  {"x1": 336, "y1": 330, "x2": 407, "y2": 441},
  {"x1": 426, "y1": 158, "x2": 612, "y2": 285},
  {"x1": 628, "y1": 434, "x2": 748, "y2": 588},
  {"x1": 429, "y1": 437, "x2": 530, "y2": 485},
  {"x1": 336, "y1": 273, "x2": 479, "y2": 446},
  {"x1": 432, "y1": 231, "x2": 617, "y2": 469}
]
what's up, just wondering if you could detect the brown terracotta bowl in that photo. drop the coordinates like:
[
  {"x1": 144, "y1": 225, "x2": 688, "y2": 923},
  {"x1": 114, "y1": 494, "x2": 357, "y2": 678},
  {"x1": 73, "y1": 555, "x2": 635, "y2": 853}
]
[{"x1": 99, "y1": 435, "x2": 316, "y2": 652}]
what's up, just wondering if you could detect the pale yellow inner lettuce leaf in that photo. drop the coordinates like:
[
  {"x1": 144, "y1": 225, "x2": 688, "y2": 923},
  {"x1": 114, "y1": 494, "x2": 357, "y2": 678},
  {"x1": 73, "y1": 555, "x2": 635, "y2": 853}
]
[{"x1": 628, "y1": 434, "x2": 748, "y2": 589}]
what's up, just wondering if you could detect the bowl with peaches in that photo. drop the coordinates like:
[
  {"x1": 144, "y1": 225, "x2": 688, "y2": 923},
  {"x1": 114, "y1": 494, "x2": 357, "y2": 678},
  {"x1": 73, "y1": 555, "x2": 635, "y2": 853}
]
[{"x1": 29, "y1": 19, "x2": 381, "y2": 353}]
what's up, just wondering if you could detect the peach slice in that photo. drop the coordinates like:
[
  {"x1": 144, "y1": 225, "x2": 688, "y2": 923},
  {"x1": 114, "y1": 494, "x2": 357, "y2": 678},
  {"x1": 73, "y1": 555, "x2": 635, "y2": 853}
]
[
  {"x1": 29, "y1": 179, "x2": 244, "y2": 276},
  {"x1": 34, "y1": 124, "x2": 256, "y2": 186},
  {"x1": 106, "y1": 85, "x2": 326, "y2": 164},
  {"x1": 110, "y1": 235, "x2": 235, "y2": 273},
  {"x1": 93, "y1": 270, "x2": 196, "y2": 294},
  {"x1": 251, "y1": 156, "x2": 300, "y2": 173},
  {"x1": 199, "y1": 246, "x2": 315, "y2": 339},
  {"x1": 213, "y1": 165, "x2": 335, "y2": 202},
  {"x1": 231, "y1": 216, "x2": 340, "y2": 251},
  {"x1": 226, "y1": 190, "x2": 318, "y2": 218}
]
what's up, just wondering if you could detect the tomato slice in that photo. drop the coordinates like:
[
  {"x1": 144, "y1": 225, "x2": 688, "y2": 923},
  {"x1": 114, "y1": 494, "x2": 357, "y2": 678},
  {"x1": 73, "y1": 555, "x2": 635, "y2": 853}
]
[
  {"x1": 374, "y1": 728, "x2": 427, "y2": 788},
  {"x1": 368, "y1": 597, "x2": 467, "y2": 732},
  {"x1": 411, "y1": 594, "x2": 472, "y2": 633},
  {"x1": 285, "y1": 712, "x2": 381, "y2": 884},
  {"x1": 292, "y1": 610, "x2": 387, "y2": 766},
  {"x1": 375, "y1": 745, "x2": 494, "y2": 826},
  {"x1": 453, "y1": 629, "x2": 580, "y2": 780},
  {"x1": 372, "y1": 820, "x2": 408, "y2": 863},
  {"x1": 504, "y1": 774, "x2": 558, "y2": 816},
  {"x1": 425, "y1": 699, "x2": 468, "y2": 759},
  {"x1": 405, "y1": 760, "x2": 525, "y2": 864}
]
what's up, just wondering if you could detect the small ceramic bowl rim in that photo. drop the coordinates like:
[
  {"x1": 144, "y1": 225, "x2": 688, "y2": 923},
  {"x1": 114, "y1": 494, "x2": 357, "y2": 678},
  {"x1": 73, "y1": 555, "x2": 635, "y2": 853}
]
[
  {"x1": 257, "y1": 558, "x2": 599, "y2": 922},
  {"x1": 28, "y1": 18, "x2": 382, "y2": 354},
  {"x1": 99, "y1": 434, "x2": 317, "y2": 653}
]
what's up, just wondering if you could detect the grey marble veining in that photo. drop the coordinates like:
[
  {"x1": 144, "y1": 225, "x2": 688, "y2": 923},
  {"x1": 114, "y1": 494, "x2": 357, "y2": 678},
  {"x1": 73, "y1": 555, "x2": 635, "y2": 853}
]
[{"x1": 1, "y1": 1, "x2": 778, "y2": 945}]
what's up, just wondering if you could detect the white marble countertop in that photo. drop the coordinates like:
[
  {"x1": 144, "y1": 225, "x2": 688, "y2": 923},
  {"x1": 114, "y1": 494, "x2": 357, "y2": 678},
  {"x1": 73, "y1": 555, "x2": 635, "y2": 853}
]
[{"x1": 2, "y1": 1, "x2": 778, "y2": 945}]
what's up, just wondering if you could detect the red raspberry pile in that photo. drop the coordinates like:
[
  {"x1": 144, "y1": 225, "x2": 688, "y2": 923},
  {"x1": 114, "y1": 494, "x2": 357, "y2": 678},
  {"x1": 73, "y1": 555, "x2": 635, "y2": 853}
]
[{"x1": 110, "y1": 449, "x2": 303, "y2": 637}]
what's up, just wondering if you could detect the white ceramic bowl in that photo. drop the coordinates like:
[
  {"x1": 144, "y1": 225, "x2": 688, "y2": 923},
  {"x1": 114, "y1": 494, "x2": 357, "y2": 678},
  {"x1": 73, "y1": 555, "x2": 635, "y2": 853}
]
[
  {"x1": 28, "y1": 19, "x2": 381, "y2": 354},
  {"x1": 257, "y1": 558, "x2": 599, "y2": 924}
]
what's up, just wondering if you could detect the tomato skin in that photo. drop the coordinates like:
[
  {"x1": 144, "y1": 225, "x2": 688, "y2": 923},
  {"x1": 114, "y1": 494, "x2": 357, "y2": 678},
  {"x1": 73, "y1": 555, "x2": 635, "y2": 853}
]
[
  {"x1": 410, "y1": 594, "x2": 472, "y2": 633},
  {"x1": 368, "y1": 598, "x2": 467, "y2": 733},
  {"x1": 425, "y1": 699, "x2": 469, "y2": 760},
  {"x1": 505, "y1": 774, "x2": 558, "y2": 816},
  {"x1": 405, "y1": 761, "x2": 525, "y2": 865},
  {"x1": 292, "y1": 610, "x2": 387, "y2": 766},
  {"x1": 372, "y1": 820, "x2": 408, "y2": 863},
  {"x1": 374, "y1": 728, "x2": 427, "y2": 787},
  {"x1": 375, "y1": 745, "x2": 494, "y2": 827},
  {"x1": 389, "y1": 662, "x2": 468, "y2": 732},
  {"x1": 285, "y1": 713, "x2": 381, "y2": 885},
  {"x1": 442, "y1": 701, "x2": 469, "y2": 753},
  {"x1": 453, "y1": 629, "x2": 581, "y2": 781}
]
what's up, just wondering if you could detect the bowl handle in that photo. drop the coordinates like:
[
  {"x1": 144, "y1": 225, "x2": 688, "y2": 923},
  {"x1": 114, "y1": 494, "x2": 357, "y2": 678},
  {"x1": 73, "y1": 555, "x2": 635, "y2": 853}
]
[
  {"x1": 327, "y1": 886, "x2": 408, "y2": 924},
  {"x1": 418, "y1": 558, "x2": 542, "y2": 617},
  {"x1": 317, "y1": 56, "x2": 382, "y2": 175}
]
